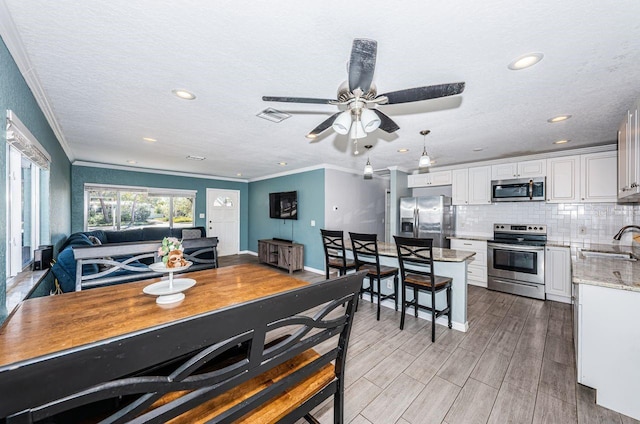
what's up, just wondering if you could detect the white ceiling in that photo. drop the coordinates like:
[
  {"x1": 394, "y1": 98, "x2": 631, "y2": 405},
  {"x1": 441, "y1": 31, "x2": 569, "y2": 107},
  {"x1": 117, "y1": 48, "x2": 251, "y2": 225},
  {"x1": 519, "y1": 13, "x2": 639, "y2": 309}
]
[{"x1": 2, "y1": 1, "x2": 640, "y2": 180}]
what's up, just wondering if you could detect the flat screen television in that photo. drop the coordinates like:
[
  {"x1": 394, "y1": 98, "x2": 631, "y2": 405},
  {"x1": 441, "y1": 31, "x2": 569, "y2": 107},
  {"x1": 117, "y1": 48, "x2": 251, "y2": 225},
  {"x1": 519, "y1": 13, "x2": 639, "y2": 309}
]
[{"x1": 269, "y1": 191, "x2": 298, "y2": 220}]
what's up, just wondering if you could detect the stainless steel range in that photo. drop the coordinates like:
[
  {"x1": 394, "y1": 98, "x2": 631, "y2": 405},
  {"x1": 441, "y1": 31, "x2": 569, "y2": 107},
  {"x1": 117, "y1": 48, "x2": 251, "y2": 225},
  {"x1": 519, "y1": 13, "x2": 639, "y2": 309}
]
[{"x1": 487, "y1": 224, "x2": 547, "y2": 300}]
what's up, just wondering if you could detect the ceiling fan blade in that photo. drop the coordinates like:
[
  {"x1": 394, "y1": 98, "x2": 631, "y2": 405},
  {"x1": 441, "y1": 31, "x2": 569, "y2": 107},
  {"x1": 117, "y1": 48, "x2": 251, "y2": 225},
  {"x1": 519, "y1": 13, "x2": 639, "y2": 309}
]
[
  {"x1": 380, "y1": 82, "x2": 465, "y2": 105},
  {"x1": 306, "y1": 112, "x2": 341, "y2": 138},
  {"x1": 262, "y1": 96, "x2": 336, "y2": 104},
  {"x1": 372, "y1": 109, "x2": 400, "y2": 133},
  {"x1": 348, "y1": 39, "x2": 377, "y2": 94}
]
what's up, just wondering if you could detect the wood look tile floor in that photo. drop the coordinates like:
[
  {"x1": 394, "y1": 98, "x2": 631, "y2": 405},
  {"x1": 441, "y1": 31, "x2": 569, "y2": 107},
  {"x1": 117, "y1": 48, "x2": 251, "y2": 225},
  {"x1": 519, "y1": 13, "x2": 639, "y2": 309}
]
[{"x1": 219, "y1": 255, "x2": 639, "y2": 424}]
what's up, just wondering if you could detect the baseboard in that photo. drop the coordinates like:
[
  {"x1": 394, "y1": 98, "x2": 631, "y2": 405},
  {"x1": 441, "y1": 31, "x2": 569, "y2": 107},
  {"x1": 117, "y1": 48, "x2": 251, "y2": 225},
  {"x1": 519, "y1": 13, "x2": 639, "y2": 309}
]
[
  {"x1": 545, "y1": 293, "x2": 572, "y2": 304},
  {"x1": 240, "y1": 250, "x2": 257, "y2": 256},
  {"x1": 360, "y1": 296, "x2": 468, "y2": 332},
  {"x1": 303, "y1": 266, "x2": 324, "y2": 275},
  {"x1": 468, "y1": 280, "x2": 488, "y2": 288}
]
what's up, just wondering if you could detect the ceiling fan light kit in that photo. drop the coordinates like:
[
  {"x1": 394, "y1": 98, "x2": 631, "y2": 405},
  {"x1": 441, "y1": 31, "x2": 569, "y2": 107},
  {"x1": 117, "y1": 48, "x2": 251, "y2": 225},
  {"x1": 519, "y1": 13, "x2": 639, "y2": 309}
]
[{"x1": 263, "y1": 38, "x2": 465, "y2": 143}]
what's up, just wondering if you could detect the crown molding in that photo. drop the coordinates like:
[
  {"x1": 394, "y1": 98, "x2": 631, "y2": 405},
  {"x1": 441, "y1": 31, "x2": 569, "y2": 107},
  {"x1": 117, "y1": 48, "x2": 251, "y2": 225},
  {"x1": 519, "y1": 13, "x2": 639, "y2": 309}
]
[
  {"x1": 73, "y1": 161, "x2": 249, "y2": 183},
  {"x1": 0, "y1": 1, "x2": 74, "y2": 161}
]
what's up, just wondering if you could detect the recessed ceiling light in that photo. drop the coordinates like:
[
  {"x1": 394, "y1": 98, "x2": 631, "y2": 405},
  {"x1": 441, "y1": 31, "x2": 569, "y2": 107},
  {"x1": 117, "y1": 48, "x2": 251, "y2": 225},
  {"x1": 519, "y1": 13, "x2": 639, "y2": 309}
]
[
  {"x1": 126, "y1": 160, "x2": 137, "y2": 164},
  {"x1": 142, "y1": 137, "x2": 157, "y2": 143},
  {"x1": 554, "y1": 139, "x2": 570, "y2": 144},
  {"x1": 547, "y1": 115, "x2": 572, "y2": 123},
  {"x1": 397, "y1": 148, "x2": 409, "y2": 153},
  {"x1": 172, "y1": 89, "x2": 196, "y2": 100},
  {"x1": 473, "y1": 147, "x2": 483, "y2": 152},
  {"x1": 278, "y1": 162, "x2": 287, "y2": 166},
  {"x1": 508, "y1": 52, "x2": 544, "y2": 70},
  {"x1": 236, "y1": 173, "x2": 242, "y2": 177},
  {"x1": 186, "y1": 155, "x2": 205, "y2": 161}
]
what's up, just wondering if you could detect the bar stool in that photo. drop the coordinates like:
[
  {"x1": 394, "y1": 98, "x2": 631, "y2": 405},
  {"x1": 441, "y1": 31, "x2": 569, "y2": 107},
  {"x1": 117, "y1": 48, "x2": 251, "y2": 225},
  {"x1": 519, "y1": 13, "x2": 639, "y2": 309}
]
[
  {"x1": 320, "y1": 229, "x2": 358, "y2": 279},
  {"x1": 349, "y1": 232, "x2": 399, "y2": 320},
  {"x1": 394, "y1": 236, "x2": 452, "y2": 342}
]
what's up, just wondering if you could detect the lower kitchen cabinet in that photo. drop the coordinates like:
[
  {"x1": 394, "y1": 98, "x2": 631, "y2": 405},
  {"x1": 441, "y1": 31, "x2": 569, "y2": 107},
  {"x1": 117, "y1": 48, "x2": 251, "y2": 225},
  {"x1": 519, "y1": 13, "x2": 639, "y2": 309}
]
[
  {"x1": 575, "y1": 283, "x2": 640, "y2": 420},
  {"x1": 544, "y1": 245, "x2": 571, "y2": 303},
  {"x1": 450, "y1": 238, "x2": 487, "y2": 287}
]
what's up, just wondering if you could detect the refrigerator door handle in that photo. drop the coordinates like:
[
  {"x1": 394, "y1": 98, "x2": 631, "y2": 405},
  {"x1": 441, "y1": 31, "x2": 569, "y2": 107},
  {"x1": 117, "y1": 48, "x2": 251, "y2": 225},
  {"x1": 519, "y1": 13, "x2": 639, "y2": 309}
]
[{"x1": 414, "y1": 208, "x2": 419, "y2": 238}]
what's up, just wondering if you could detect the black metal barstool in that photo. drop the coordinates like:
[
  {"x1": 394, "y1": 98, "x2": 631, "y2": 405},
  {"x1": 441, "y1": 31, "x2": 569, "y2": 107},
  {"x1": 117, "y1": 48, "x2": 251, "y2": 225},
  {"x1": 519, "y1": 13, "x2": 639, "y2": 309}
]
[
  {"x1": 349, "y1": 232, "x2": 399, "y2": 320},
  {"x1": 320, "y1": 229, "x2": 358, "y2": 279},
  {"x1": 394, "y1": 236, "x2": 452, "y2": 342}
]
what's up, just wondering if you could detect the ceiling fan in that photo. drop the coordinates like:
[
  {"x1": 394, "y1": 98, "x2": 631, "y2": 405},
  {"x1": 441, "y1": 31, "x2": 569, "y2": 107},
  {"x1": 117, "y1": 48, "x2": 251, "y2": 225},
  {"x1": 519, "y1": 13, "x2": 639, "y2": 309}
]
[{"x1": 262, "y1": 38, "x2": 465, "y2": 140}]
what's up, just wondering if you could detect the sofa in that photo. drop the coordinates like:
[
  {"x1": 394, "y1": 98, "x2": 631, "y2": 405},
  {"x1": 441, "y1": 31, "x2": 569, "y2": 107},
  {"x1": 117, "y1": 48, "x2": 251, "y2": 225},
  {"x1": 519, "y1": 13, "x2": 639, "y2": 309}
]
[{"x1": 51, "y1": 226, "x2": 217, "y2": 292}]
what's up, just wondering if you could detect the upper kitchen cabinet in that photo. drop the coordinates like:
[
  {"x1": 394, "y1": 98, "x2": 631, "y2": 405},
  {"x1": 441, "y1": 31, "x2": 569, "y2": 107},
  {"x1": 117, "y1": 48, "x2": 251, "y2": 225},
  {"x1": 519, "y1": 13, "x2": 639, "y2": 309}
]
[
  {"x1": 491, "y1": 159, "x2": 546, "y2": 180},
  {"x1": 580, "y1": 151, "x2": 617, "y2": 202},
  {"x1": 547, "y1": 155, "x2": 580, "y2": 203},
  {"x1": 407, "y1": 170, "x2": 452, "y2": 188},
  {"x1": 618, "y1": 103, "x2": 640, "y2": 201},
  {"x1": 453, "y1": 166, "x2": 491, "y2": 205},
  {"x1": 452, "y1": 169, "x2": 469, "y2": 205}
]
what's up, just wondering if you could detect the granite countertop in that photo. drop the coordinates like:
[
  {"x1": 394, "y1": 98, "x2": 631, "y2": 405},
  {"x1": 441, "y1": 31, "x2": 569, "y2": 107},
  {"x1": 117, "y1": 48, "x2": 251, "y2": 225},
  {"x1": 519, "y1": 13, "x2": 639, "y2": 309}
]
[
  {"x1": 572, "y1": 243, "x2": 640, "y2": 292},
  {"x1": 448, "y1": 235, "x2": 492, "y2": 242},
  {"x1": 346, "y1": 241, "x2": 476, "y2": 263}
]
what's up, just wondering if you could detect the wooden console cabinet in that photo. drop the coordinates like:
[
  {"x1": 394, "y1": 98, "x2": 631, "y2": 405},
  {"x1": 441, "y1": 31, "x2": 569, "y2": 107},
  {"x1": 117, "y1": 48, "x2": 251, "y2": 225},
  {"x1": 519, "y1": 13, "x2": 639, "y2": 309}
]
[{"x1": 258, "y1": 239, "x2": 304, "y2": 274}]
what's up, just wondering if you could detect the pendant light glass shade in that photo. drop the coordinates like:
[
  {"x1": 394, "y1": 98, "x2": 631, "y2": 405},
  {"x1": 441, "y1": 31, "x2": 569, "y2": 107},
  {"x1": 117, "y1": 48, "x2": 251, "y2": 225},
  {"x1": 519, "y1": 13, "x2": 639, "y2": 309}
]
[
  {"x1": 418, "y1": 129, "x2": 432, "y2": 168},
  {"x1": 360, "y1": 108, "x2": 381, "y2": 133},
  {"x1": 419, "y1": 149, "x2": 432, "y2": 168},
  {"x1": 332, "y1": 111, "x2": 352, "y2": 135},
  {"x1": 363, "y1": 157, "x2": 373, "y2": 179}
]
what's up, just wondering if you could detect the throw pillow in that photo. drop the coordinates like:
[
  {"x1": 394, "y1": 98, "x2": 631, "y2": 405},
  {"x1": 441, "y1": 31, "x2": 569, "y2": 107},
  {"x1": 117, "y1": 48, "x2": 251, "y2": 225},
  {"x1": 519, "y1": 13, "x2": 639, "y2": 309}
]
[{"x1": 182, "y1": 229, "x2": 202, "y2": 240}]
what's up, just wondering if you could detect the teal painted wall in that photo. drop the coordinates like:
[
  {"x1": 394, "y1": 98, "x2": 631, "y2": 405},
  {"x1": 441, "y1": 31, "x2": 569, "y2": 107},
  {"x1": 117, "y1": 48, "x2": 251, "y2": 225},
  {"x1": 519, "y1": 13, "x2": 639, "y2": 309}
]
[
  {"x1": 248, "y1": 169, "x2": 325, "y2": 271},
  {"x1": 1, "y1": 37, "x2": 72, "y2": 317},
  {"x1": 71, "y1": 165, "x2": 249, "y2": 250}
]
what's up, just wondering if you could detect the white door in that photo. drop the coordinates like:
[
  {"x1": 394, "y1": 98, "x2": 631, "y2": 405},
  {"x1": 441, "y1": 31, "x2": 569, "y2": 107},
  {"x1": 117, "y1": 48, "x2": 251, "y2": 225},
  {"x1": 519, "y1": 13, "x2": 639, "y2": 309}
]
[{"x1": 206, "y1": 188, "x2": 240, "y2": 257}]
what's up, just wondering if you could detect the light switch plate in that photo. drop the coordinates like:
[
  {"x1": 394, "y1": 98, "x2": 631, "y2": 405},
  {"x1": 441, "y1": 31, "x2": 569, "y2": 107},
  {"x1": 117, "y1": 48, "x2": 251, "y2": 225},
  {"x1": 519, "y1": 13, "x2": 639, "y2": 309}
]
[
  {"x1": 310, "y1": 220, "x2": 316, "y2": 227},
  {"x1": 199, "y1": 213, "x2": 205, "y2": 219}
]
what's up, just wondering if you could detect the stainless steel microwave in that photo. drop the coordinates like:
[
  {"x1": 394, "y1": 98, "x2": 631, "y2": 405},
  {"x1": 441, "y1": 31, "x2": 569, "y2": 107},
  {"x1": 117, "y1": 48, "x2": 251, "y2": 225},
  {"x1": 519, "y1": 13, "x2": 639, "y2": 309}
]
[{"x1": 491, "y1": 177, "x2": 545, "y2": 202}]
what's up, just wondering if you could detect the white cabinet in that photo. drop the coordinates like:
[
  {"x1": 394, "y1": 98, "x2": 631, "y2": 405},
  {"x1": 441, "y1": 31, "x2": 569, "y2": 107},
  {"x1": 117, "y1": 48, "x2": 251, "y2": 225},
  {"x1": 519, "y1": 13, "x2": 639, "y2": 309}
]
[
  {"x1": 491, "y1": 159, "x2": 546, "y2": 180},
  {"x1": 580, "y1": 151, "x2": 617, "y2": 202},
  {"x1": 407, "y1": 170, "x2": 452, "y2": 188},
  {"x1": 544, "y1": 246, "x2": 571, "y2": 302},
  {"x1": 546, "y1": 155, "x2": 580, "y2": 203},
  {"x1": 450, "y1": 238, "x2": 487, "y2": 287},
  {"x1": 452, "y1": 166, "x2": 491, "y2": 205},
  {"x1": 618, "y1": 103, "x2": 640, "y2": 200},
  {"x1": 452, "y1": 168, "x2": 469, "y2": 205},
  {"x1": 576, "y1": 284, "x2": 640, "y2": 420},
  {"x1": 468, "y1": 166, "x2": 492, "y2": 205}
]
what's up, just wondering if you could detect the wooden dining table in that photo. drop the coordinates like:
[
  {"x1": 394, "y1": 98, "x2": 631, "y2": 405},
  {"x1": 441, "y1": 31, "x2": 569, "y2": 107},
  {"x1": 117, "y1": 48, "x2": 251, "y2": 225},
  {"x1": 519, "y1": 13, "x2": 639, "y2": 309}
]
[{"x1": 0, "y1": 264, "x2": 309, "y2": 369}]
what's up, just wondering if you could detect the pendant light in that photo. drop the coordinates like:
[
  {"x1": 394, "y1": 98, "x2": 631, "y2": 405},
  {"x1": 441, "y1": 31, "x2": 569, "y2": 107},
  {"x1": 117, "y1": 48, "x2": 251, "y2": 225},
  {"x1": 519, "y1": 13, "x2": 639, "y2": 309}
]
[
  {"x1": 363, "y1": 145, "x2": 373, "y2": 179},
  {"x1": 418, "y1": 129, "x2": 432, "y2": 168}
]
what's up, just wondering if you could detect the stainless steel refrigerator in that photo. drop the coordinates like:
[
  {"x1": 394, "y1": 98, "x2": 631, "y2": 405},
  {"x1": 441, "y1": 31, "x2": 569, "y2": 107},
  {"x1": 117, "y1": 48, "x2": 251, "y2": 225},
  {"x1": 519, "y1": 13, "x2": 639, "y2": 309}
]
[{"x1": 399, "y1": 195, "x2": 455, "y2": 248}]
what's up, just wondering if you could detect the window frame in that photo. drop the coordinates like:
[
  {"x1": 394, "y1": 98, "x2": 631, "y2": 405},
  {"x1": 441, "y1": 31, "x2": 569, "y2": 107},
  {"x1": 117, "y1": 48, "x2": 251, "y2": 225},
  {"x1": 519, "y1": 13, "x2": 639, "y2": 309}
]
[{"x1": 83, "y1": 184, "x2": 196, "y2": 231}]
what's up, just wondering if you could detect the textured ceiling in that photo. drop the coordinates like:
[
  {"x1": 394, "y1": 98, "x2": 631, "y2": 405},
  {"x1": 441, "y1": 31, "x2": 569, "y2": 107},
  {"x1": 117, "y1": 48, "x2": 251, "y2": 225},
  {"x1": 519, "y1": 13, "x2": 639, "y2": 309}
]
[{"x1": 3, "y1": 1, "x2": 640, "y2": 180}]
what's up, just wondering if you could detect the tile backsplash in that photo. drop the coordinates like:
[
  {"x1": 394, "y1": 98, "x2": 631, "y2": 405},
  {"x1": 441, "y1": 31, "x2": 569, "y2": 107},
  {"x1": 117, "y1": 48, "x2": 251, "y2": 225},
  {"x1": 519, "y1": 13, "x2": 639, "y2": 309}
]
[{"x1": 455, "y1": 202, "x2": 640, "y2": 245}]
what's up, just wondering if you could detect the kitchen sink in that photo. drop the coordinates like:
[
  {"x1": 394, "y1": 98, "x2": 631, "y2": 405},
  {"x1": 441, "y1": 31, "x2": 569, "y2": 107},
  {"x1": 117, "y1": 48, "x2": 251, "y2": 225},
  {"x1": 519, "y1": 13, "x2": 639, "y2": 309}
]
[{"x1": 579, "y1": 249, "x2": 638, "y2": 261}]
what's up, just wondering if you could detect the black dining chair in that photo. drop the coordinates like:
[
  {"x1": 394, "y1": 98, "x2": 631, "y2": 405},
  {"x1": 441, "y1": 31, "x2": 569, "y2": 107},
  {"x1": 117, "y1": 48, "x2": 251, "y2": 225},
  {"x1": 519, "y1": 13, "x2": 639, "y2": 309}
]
[
  {"x1": 349, "y1": 232, "x2": 399, "y2": 320},
  {"x1": 320, "y1": 229, "x2": 358, "y2": 279},
  {"x1": 394, "y1": 236, "x2": 452, "y2": 342}
]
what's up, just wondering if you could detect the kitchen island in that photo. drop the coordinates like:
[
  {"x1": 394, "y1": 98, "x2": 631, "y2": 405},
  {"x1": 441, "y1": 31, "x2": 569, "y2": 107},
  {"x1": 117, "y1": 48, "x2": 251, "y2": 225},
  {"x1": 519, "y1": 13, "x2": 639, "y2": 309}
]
[
  {"x1": 346, "y1": 241, "x2": 475, "y2": 332},
  {"x1": 572, "y1": 244, "x2": 640, "y2": 420}
]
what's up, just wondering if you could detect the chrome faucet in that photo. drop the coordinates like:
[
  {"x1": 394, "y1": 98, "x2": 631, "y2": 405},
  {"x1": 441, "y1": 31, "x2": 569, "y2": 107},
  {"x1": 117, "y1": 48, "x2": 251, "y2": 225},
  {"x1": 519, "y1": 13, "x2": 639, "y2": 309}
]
[{"x1": 613, "y1": 225, "x2": 640, "y2": 240}]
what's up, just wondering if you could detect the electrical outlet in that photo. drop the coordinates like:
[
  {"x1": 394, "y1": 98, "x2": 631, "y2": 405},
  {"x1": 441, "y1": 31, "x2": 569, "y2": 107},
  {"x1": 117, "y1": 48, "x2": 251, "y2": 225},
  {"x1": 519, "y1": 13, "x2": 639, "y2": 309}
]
[{"x1": 386, "y1": 281, "x2": 392, "y2": 289}]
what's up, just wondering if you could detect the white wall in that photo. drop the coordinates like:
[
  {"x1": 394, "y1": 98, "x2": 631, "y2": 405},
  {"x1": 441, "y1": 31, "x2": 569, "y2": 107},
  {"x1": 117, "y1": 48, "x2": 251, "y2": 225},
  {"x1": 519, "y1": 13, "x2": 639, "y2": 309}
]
[
  {"x1": 455, "y1": 202, "x2": 640, "y2": 245},
  {"x1": 324, "y1": 169, "x2": 388, "y2": 239}
]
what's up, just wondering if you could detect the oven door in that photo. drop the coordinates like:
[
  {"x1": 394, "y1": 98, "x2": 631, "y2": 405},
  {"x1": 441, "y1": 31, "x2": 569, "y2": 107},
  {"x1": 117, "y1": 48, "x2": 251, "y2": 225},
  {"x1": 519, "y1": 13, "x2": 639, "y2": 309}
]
[{"x1": 487, "y1": 242, "x2": 545, "y2": 284}]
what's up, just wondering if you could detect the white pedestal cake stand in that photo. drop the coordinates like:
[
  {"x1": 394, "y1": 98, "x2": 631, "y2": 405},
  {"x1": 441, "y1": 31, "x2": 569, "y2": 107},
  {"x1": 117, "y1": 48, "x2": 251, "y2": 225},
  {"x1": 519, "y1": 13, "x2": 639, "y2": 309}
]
[{"x1": 145, "y1": 261, "x2": 195, "y2": 304}]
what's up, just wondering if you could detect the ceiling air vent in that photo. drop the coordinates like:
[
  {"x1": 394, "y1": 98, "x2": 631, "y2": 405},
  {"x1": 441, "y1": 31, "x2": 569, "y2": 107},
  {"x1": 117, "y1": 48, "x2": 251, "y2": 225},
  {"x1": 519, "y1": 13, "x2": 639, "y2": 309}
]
[{"x1": 257, "y1": 108, "x2": 291, "y2": 123}]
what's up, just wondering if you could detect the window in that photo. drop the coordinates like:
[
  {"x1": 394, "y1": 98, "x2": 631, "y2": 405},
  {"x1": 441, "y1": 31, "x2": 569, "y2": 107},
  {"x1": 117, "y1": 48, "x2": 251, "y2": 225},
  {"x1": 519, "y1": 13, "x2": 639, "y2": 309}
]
[
  {"x1": 84, "y1": 185, "x2": 196, "y2": 231},
  {"x1": 6, "y1": 110, "x2": 50, "y2": 278}
]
